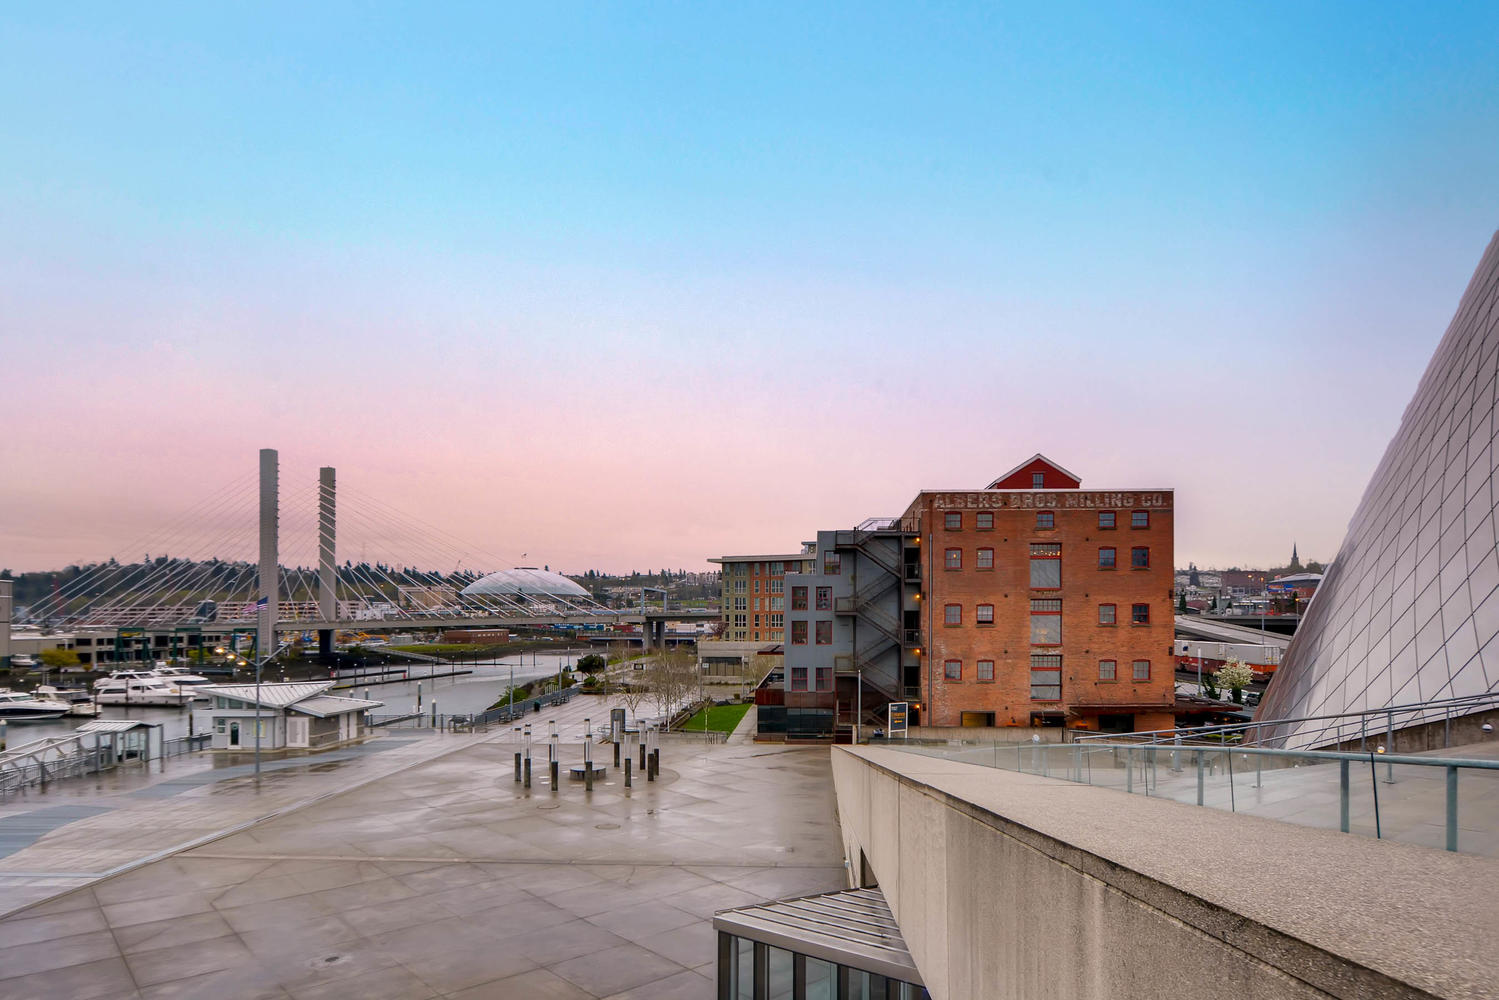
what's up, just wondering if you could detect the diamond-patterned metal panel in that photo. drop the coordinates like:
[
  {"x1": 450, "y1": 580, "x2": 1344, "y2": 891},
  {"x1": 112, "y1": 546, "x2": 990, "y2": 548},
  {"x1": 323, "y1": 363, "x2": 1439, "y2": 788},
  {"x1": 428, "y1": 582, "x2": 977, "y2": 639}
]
[{"x1": 1259, "y1": 232, "x2": 1499, "y2": 744}]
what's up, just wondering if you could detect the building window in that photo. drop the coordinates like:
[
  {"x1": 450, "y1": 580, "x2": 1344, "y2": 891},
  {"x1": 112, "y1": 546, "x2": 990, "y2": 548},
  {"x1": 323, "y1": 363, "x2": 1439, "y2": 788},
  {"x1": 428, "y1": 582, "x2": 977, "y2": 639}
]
[
  {"x1": 1132, "y1": 659, "x2": 1151, "y2": 681},
  {"x1": 754, "y1": 614, "x2": 760, "y2": 627},
  {"x1": 1030, "y1": 654, "x2": 1061, "y2": 700},
  {"x1": 1099, "y1": 511, "x2": 1116, "y2": 529},
  {"x1": 734, "y1": 580, "x2": 747, "y2": 593},
  {"x1": 815, "y1": 667, "x2": 833, "y2": 691},
  {"x1": 1030, "y1": 599, "x2": 1062, "y2": 645},
  {"x1": 734, "y1": 614, "x2": 747, "y2": 629},
  {"x1": 734, "y1": 597, "x2": 747, "y2": 611},
  {"x1": 770, "y1": 561, "x2": 785, "y2": 575},
  {"x1": 1132, "y1": 603, "x2": 1150, "y2": 625},
  {"x1": 1036, "y1": 511, "x2": 1054, "y2": 530},
  {"x1": 1098, "y1": 547, "x2": 1116, "y2": 569},
  {"x1": 824, "y1": 551, "x2": 841, "y2": 575},
  {"x1": 815, "y1": 621, "x2": 832, "y2": 645},
  {"x1": 976, "y1": 603, "x2": 994, "y2": 625},
  {"x1": 790, "y1": 667, "x2": 808, "y2": 691},
  {"x1": 945, "y1": 547, "x2": 962, "y2": 570},
  {"x1": 1030, "y1": 543, "x2": 1061, "y2": 589},
  {"x1": 754, "y1": 579, "x2": 761, "y2": 593},
  {"x1": 1098, "y1": 603, "x2": 1116, "y2": 625},
  {"x1": 1032, "y1": 472, "x2": 1044, "y2": 488},
  {"x1": 791, "y1": 621, "x2": 808, "y2": 644},
  {"x1": 1132, "y1": 546, "x2": 1150, "y2": 569},
  {"x1": 977, "y1": 659, "x2": 995, "y2": 682},
  {"x1": 976, "y1": 512, "x2": 993, "y2": 530},
  {"x1": 977, "y1": 547, "x2": 994, "y2": 569},
  {"x1": 769, "y1": 613, "x2": 784, "y2": 628},
  {"x1": 945, "y1": 512, "x2": 962, "y2": 530},
  {"x1": 1099, "y1": 659, "x2": 1117, "y2": 681},
  {"x1": 944, "y1": 604, "x2": 962, "y2": 626},
  {"x1": 815, "y1": 586, "x2": 832, "y2": 611},
  {"x1": 1132, "y1": 510, "x2": 1150, "y2": 529},
  {"x1": 770, "y1": 596, "x2": 784, "y2": 612},
  {"x1": 791, "y1": 587, "x2": 808, "y2": 611},
  {"x1": 769, "y1": 578, "x2": 783, "y2": 594},
  {"x1": 944, "y1": 659, "x2": 962, "y2": 681}
]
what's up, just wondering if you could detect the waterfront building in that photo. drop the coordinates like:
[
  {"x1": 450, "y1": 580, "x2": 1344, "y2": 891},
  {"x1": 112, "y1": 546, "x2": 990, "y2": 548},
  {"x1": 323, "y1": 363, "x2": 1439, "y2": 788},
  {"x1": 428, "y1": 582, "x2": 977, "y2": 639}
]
[
  {"x1": 194, "y1": 681, "x2": 382, "y2": 751},
  {"x1": 770, "y1": 454, "x2": 1175, "y2": 738}
]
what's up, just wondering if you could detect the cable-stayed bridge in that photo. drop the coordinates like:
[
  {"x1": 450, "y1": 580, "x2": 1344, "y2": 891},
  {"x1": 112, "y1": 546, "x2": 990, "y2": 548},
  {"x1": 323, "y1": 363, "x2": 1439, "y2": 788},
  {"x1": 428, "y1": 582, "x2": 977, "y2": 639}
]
[{"x1": 4, "y1": 449, "x2": 712, "y2": 662}]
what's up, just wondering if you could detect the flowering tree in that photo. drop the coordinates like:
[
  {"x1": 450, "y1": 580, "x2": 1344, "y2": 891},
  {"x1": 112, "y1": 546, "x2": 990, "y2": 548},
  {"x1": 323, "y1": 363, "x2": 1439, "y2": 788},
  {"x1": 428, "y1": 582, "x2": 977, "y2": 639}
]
[{"x1": 1214, "y1": 659, "x2": 1255, "y2": 704}]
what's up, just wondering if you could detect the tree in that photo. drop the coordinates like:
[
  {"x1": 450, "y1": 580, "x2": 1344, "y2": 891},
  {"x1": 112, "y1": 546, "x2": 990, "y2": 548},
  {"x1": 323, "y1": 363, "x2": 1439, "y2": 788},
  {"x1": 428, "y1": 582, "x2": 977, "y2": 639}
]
[
  {"x1": 1214, "y1": 659, "x2": 1255, "y2": 705},
  {"x1": 741, "y1": 653, "x2": 776, "y2": 700},
  {"x1": 38, "y1": 648, "x2": 80, "y2": 669},
  {"x1": 617, "y1": 677, "x2": 651, "y2": 728},
  {"x1": 646, "y1": 648, "x2": 699, "y2": 725},
  {"x1": 1177, "y1": 591, "x2": 1188, "y2": 614},
  {"x1": 576, "y1": 654, "x2": 607, "y2": 675}
]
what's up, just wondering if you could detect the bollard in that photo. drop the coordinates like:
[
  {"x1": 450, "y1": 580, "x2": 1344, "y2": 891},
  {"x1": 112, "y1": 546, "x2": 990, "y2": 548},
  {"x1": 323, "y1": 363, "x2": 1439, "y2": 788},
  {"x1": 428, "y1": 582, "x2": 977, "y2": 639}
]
[
  {"x1": 614, "y1": 741, "x2": 621, "y2": 767},
  {"x1": 514, "y1": 751, "x2": 521, "y2": 782},
  {"x1": 433, "y1": 700, "x2": 438, "y2": 729},
  {"x1": 523, "y1": 754, "x2": 531, "y2": 789},
  {"x1": 551, "y1": 758, "x2": 559, "y2": 791},
  {"x1": 640, "y1": 740, "x2": 647, "y2": 770},
  {"x1": 584, "y1": 739, "x2": 594, "y2": 791},
  {"x1": 624, "y1": 757, "x2": 632, "y2": 787}
]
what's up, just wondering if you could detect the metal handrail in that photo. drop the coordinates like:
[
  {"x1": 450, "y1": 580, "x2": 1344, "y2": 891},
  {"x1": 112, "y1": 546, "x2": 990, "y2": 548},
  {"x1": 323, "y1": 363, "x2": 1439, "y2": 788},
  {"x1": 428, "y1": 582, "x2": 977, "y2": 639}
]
[
  {"x1": 882, "y1": 737, "x2": 1499, "y2": 853},
  {"x1": 1073, "y1": 690, "x2": 1499, "y2": 750}
]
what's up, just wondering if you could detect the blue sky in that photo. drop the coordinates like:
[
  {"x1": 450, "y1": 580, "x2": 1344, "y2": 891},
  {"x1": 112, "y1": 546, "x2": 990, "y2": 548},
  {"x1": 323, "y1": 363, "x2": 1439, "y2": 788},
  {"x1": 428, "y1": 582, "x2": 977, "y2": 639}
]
[{"x1": 3, "y1": 2, "x2": 1498, "y2": 572}]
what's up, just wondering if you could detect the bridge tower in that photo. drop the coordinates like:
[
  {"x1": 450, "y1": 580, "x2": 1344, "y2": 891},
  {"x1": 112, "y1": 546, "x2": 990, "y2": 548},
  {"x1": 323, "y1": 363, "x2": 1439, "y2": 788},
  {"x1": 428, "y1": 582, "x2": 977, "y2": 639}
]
[
  {"x1": 258, "y1": 448, "x2": 278, "y2": 660},
  {"x1": 317, "y1": 466, "x2": 336, "y2": 657},
  {"x1": 0, "y1": 579, "x2": 12, "y2": 670}
]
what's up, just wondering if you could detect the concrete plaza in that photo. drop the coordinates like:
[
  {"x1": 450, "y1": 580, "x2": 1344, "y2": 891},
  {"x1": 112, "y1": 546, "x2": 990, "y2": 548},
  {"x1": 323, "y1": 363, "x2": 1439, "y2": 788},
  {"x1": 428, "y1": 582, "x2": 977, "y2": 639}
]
[{"x1": 0, "y1": 701, "x2": 845, "y2": 998}]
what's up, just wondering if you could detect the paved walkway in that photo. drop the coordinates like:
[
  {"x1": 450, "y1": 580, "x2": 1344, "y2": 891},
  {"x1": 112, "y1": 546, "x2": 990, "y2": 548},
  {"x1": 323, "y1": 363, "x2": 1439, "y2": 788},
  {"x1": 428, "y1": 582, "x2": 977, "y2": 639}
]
[
  {"x1": 0, "y1": 693, "x2": 649, "y2": 917},
  {"x1": 0, "y1": 717, "x2": 844, "y2": 998}
]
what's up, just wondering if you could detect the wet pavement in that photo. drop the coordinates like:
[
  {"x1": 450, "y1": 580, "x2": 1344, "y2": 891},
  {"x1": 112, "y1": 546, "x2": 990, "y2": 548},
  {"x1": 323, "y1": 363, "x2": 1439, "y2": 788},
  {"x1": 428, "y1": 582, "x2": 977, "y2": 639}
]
[{"x1": 0, "y1": 697, "x2": 843, "y2": 998}]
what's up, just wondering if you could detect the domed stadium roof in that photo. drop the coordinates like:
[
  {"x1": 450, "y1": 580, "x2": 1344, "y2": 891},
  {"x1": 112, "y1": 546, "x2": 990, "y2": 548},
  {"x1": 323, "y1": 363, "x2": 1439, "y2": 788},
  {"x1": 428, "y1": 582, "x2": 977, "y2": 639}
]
[{"x1": 461, "y1": 567, "x2": 590, "y2": 599}]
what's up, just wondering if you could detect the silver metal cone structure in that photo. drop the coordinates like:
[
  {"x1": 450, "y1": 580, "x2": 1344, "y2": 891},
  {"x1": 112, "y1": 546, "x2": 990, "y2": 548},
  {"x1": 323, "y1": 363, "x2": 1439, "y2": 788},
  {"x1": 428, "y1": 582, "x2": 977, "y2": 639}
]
[{"x1": 1258, "y1": 231, "x2": 1499, "y2": 742}]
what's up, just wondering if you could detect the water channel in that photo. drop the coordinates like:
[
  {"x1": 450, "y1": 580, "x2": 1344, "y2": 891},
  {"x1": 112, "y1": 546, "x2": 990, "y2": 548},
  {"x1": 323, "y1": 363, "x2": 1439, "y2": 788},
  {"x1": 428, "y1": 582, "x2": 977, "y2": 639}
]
[{"x1": 5, "y1": 649, "x2": 593, "y2": 746}]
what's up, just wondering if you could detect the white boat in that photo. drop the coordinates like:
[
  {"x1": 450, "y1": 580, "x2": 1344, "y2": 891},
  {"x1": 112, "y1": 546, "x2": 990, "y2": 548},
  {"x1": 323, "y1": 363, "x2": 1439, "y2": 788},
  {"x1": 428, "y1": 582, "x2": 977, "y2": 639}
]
[
  {"x1": 152, "y1": 666, "x2": 215, "y2": 698},
  {"x1": 0, "y1": 690, "x2": 71, "y2": 721},
  {"x1": 94, "y1": 678, "x2": 196, "y2": 707},
  {"x1": 34, "y1": 685, "x2": 101, "y2": 716},
  {"x1": 93, "y1": 669, "x2": 160, "y2": 690}
]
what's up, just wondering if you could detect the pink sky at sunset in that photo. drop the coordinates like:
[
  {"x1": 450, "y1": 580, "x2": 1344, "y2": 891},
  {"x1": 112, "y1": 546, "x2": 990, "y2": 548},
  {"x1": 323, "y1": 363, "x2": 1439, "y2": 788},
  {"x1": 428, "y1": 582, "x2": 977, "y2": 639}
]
[{"x1": 3, "y1": 5, "x2": 1497, "y2": 578}]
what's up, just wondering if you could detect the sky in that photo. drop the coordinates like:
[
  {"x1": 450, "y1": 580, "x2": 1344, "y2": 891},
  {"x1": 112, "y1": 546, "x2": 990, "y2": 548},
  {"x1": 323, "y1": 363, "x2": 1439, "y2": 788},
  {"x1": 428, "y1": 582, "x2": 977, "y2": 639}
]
[{"x1": 3, "y1": 2, "x2": 1498, "y2": 576}]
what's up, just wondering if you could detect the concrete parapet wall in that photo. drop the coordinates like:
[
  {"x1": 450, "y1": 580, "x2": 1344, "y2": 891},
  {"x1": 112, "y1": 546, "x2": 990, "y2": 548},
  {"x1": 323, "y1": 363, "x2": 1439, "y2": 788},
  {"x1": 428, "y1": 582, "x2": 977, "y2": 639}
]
[{"x1": 832, "y1": 746, "x2": 1499, "y2": 1000}]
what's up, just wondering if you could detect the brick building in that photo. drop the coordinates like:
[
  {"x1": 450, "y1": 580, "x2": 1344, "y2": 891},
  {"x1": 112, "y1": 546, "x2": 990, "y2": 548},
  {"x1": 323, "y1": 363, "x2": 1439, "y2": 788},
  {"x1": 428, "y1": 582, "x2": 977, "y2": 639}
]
[
  {"x1": 907, "y1": 455, "x2": 1176, "y2": 732},
  {"x1": 768, "y1": 455, "x2": 1175, "y2": 739}
]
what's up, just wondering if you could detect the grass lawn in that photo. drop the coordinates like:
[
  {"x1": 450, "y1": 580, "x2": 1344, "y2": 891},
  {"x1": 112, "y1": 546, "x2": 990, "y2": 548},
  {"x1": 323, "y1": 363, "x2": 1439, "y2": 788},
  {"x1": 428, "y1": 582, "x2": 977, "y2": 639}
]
[{"x1": 681, "y1": 702, "x2": 753, "y2": 734}]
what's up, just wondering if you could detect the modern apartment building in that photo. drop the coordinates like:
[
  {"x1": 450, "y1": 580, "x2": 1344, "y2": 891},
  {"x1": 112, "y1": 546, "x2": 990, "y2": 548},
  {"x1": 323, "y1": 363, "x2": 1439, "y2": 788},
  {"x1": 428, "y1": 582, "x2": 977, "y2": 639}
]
[
  {"x1": 707, "y1": 549, "x2": 816, "y2": 644},
  {"x1": 773, "y1": 455, "x2": 1176, "y2": 738}
]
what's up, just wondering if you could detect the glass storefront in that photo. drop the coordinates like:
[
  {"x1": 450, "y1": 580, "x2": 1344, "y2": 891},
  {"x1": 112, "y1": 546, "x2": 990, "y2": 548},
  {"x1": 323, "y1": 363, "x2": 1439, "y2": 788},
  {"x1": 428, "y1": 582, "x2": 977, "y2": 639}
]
[{"x1": 717, "y1": 933, "x2": 928, "y2": 1000}]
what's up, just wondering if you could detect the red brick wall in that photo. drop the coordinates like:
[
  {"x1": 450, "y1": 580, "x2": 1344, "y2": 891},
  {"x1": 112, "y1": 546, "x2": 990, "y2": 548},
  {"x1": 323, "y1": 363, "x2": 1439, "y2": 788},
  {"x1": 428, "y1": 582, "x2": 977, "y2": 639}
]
[
  {"x1": 913, "y1": 491, "x2": 1175, "y2": 727},
  {"x1": 990, "y1": 458, "x2": 1082, "y2": 490}
]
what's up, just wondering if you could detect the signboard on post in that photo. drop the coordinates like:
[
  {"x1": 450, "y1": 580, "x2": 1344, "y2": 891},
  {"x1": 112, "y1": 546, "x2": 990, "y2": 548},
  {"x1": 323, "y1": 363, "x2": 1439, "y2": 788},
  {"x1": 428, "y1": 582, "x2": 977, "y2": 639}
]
[{"x1": 887, "y1": 702, "x2": 909, "y2": 739}]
